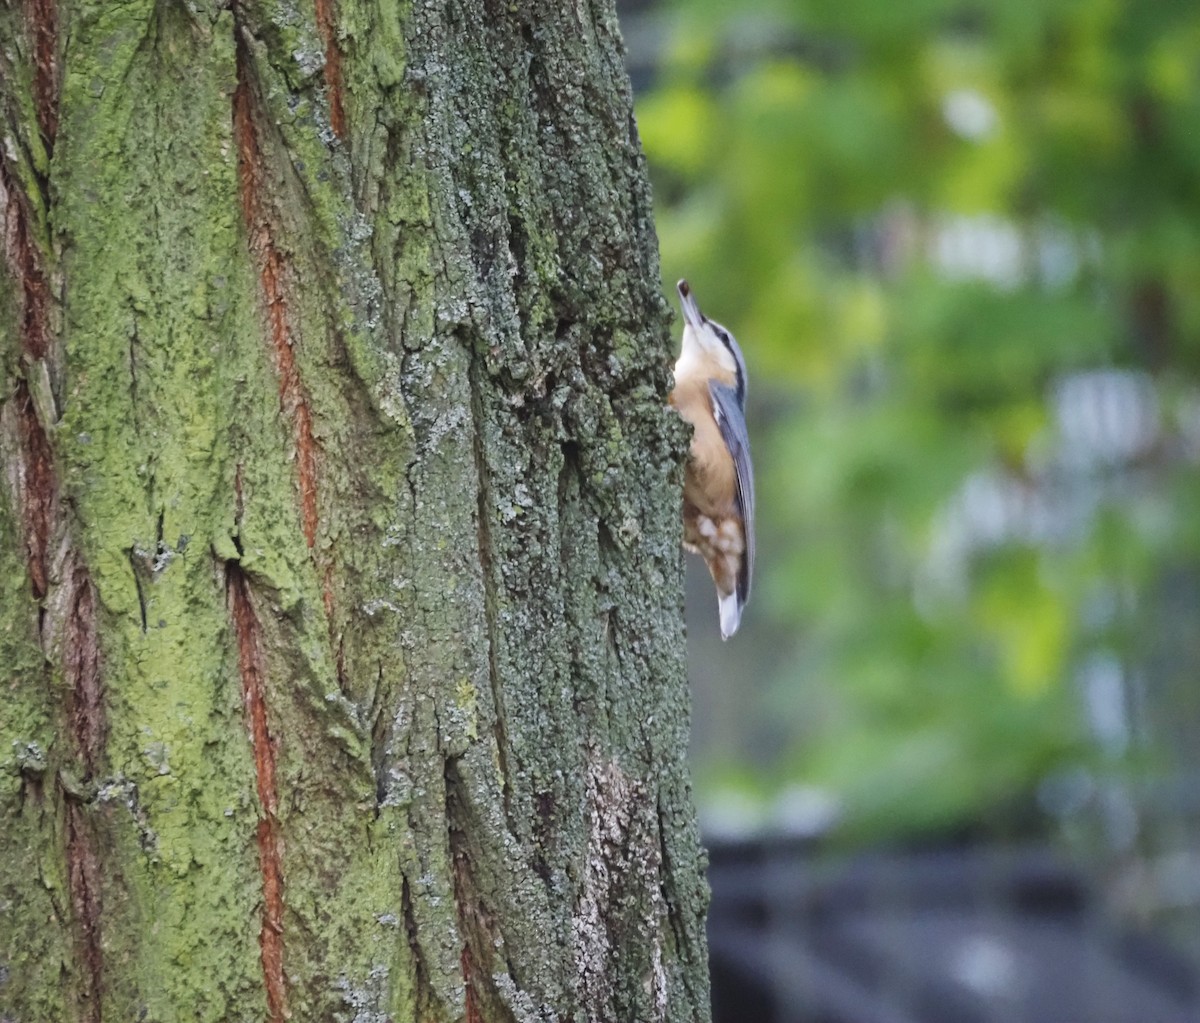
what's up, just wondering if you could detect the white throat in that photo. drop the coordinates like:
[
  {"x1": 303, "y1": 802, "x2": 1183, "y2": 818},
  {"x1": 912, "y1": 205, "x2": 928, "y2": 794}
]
[{"x1": 677, "y1": 324, "x2": 736, "y2": 378}]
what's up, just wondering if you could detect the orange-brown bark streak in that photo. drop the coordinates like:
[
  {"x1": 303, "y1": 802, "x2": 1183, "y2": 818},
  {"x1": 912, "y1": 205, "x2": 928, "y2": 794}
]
[
  {"x1": 64, "y1": 801, "x2": 103, "y2": 1023},
  {"x1": 461, "y1": 946, "x2": 483, "y2": 1023},
  {"x1": 64, "y1": 568, "x2": 105, "y2": 776},
  {"x1": 61, "y1": 569, "x2": 106, "y2": 1023},
  {"x1": 233, "y1": 47, "x2": 320, "y2": 550},
  {"x1": 227, "y1": 565, "x2": 287, "y2": 1023},
  {"x1": 451, "y1": 832, "x2": 489, "y2": 1023},
  {"x1": 3, "y1": 172, "x2": 52, "y2": 361},
  {"x1": 23, "y1": 0, "x2": 59, "y2": 144},
  {"x1": 13, "y1": 381, "x2": 53, "y2": 597},
  {"x1": 12, "y1": 12, "x2": 106, "y2": 1019},
  {"x1": 3, "y1": 162, "x2": 55, "y2": 596},
  {"x1": 314, "y1": 0, "x2": 346, "y2": 140}
]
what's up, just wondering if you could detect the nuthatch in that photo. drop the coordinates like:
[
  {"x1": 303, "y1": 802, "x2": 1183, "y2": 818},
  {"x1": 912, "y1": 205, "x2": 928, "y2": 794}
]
[{"x1": 669, "y1": 279, "x2": 755, "y2": 639}]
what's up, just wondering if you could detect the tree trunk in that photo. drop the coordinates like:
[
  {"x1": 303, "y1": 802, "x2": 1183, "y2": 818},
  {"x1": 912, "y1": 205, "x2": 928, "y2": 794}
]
[{"x1": 0, "y1": 2, "x2": 709, "y2": 1021}]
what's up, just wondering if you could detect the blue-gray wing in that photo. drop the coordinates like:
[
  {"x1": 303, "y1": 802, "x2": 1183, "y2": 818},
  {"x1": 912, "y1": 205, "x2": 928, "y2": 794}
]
[{"x1": 709, "y1": 381, "x2": 754, "y2": 606}]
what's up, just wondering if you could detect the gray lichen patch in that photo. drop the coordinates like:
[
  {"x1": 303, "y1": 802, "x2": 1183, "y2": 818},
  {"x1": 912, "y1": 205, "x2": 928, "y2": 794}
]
[{"x1": 574, "y1": 751, "x2": 669, "y2": 1023}]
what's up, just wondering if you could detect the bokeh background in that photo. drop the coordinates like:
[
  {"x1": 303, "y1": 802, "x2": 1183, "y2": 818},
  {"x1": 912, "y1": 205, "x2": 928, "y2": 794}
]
[{"x1": 618, "y1": 0, "x2": 1200, "y2": 1016}]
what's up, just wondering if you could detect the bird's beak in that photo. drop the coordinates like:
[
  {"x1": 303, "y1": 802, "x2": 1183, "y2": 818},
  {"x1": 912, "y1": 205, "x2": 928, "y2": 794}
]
[{"x1": 677, "y1": 279, "x2": 705, "y2": 332}]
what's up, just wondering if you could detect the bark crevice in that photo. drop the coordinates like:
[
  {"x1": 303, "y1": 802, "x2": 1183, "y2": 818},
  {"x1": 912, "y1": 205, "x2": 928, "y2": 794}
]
[
  {"x1": 233, "y1": 22, "x2": 322, "y2": 552},
  {"x1": 468, "y1": 357, "x2": 515, "y2": 829},
  {"x1": 314, "y1": 0, "x2": 346, "y2": 141},
  {"x1": 62, "y1": 565, "x2": 105, "y2": 777},
  {"x1": 11, "y1": 379, "x2": 53, "y2": 599},
  {"x1": 225, "y1": 562, "x2": 288, "y2": 1023},
  {"x1": 446, "y1": 757, "x2": 520, "y2": 1023},
  {"x1": 23, "y1": 0, "x2": 60, "y2": 148},
  {"x1": 63, "y1": 794, "x2": 103, "y2": 1023}
]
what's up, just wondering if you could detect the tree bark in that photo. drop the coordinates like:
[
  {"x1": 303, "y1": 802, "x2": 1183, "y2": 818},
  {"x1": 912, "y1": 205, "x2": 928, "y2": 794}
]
[{"x1": 0, "y1": 2, "x2": 709, "y2": 1021}]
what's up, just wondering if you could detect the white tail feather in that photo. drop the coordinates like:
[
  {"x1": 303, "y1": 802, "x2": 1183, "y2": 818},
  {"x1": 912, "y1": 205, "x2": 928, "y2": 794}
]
[{"x1": 718, "y1": 591, "x2": 742, "y2": 640}]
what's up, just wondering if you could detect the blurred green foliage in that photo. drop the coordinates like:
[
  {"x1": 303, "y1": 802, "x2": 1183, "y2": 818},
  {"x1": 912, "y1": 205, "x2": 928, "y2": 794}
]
[{"x1": 634, "y1": 0, "x2": 1200, "y2": 844}]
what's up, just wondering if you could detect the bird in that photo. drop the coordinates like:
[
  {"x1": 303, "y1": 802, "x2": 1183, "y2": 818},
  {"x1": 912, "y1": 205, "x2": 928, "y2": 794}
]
[{"x1": 669, "y1": 279, "x2": 755, "y2": 639}]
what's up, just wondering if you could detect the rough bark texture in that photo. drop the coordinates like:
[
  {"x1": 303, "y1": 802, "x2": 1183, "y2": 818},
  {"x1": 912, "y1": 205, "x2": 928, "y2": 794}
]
[{"x1": 0, "y1": 2, "x2": 709, "y2": 1021}]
